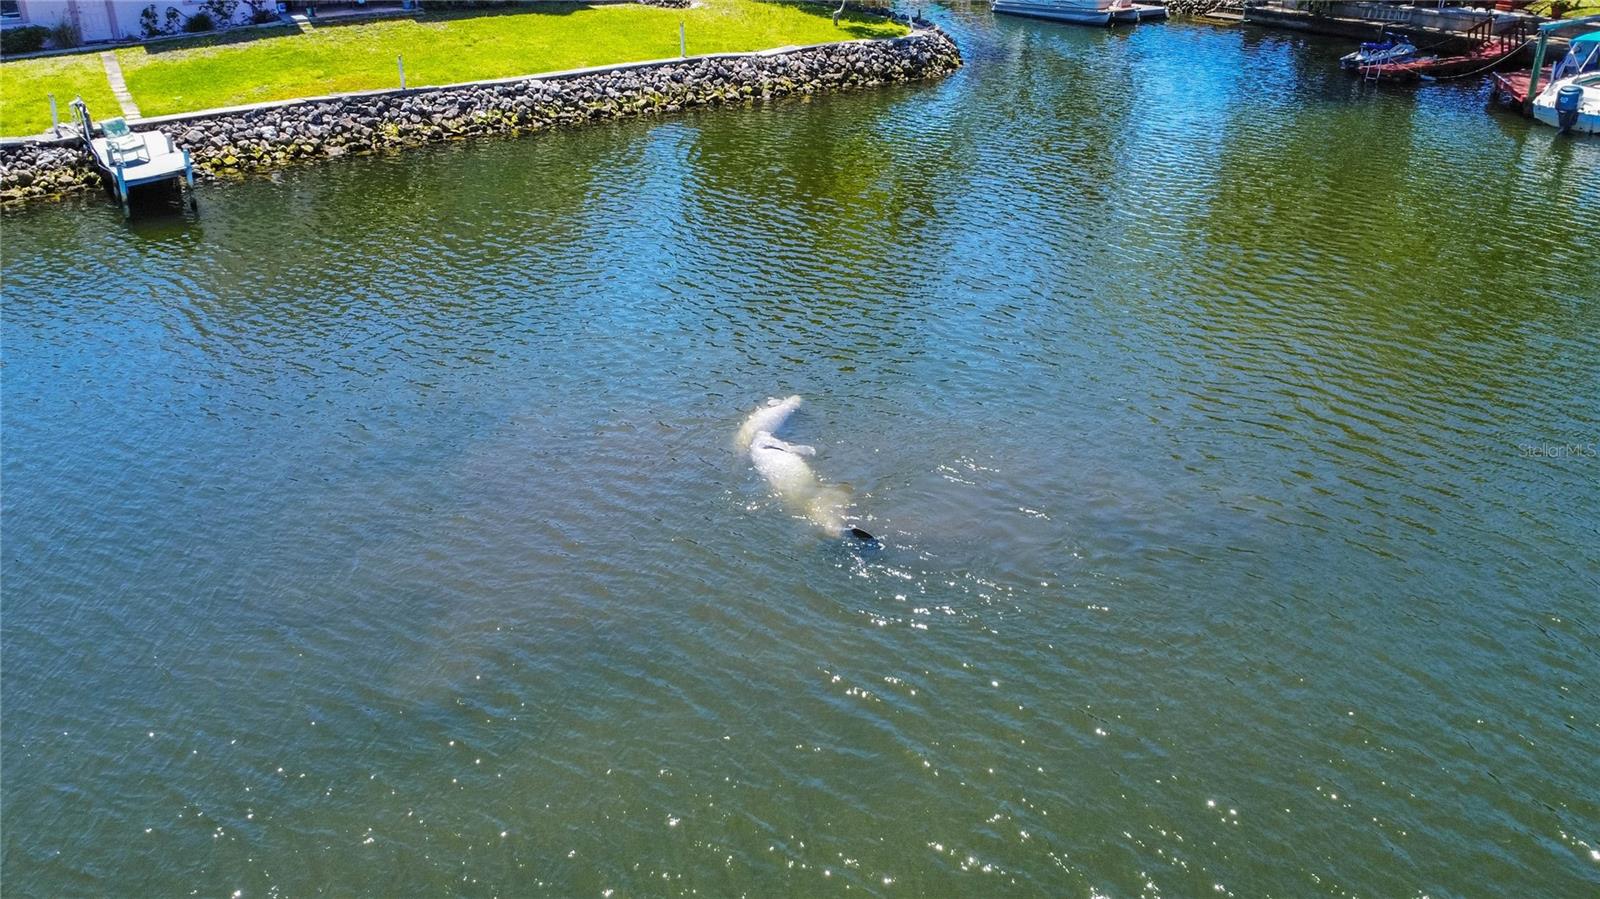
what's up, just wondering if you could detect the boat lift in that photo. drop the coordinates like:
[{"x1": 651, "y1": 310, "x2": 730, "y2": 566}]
[
  {"x1": 69, "y1": 98, "x2": 197, "y2": 217},
  {"x1": 1524, "y1": 14, "x2": 1600, "y2": 112}
]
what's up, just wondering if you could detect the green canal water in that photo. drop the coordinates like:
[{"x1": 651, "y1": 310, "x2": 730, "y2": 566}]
[{"x1": 3, "y1": 10, "x2": 1598, "y2": 897}]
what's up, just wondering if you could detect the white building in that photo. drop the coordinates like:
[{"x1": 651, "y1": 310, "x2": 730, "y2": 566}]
[{"x1": 2, "y1": 0, "x2": 263, "y2": 45}]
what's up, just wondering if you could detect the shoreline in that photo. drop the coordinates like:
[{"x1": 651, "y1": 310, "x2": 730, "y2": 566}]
[{"x1": 0, "y1": 26, "x2": 961, "y2": 209}]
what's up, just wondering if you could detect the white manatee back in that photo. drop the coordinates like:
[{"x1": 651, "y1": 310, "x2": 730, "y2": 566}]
[
  {"x1": 735, "y1": 395, "x2": 803, "y2": 451},
  {"x1": 749, "y1": 431, "x2": 850, "y2": 538}
]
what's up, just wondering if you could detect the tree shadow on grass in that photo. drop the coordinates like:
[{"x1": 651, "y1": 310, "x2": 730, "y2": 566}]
[
  {"x1": 137, "y1": 0, "x2": 902, "y2": 56},
  {"x1": 138, "y1": 4, "x2": 601, "y2": 54},
  {"x1": 141, "y1": 22, "x2": 306, "y2": 54},
  {"x1": 317, "y1": 2, "x2": 591, "y2": 25},
  {"x1": 759, "y1": 1, "x2": 908, "y2": 41}
]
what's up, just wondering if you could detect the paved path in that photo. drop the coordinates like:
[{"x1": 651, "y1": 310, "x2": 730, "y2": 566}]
[{"x1": 100, "y1": 52, "x2": 141, "y2": 119}]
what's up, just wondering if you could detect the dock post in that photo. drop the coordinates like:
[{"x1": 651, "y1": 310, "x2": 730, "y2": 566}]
[
  {"x1": 183, "y1": 148, "x2": 197, "y2": 211},
  {"x1": 398, "y1": 55, "x2": 406, "y2": 90},
  {"x1": 680, "y1": 22, "x2": 686, "y2": 58},
  {"x1": 1525, "y1": 32, "x2": 1547, "y2": 111},
  {"x1": 49, "y1": 93, "x2": 59, "y2": 130}
]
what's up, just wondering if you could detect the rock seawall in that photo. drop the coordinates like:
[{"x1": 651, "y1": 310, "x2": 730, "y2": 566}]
[
  {"x1": 0, "y1": 143, "x2": 101, "y2": 199},
  {"x1": 1, "y1": 28, "x2": 960, "y2": 206}
]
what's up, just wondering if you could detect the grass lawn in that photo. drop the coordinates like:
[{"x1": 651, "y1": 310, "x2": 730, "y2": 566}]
[
  {"x1": 113, "y1": 0, "x2": 906, "y2": 118},
  {"x1": 0, "y1": 52, "x2": 124, "y2": 137},
  {"x1": 1526, "y1": 0, "x2": 1600, "y2": 18}
]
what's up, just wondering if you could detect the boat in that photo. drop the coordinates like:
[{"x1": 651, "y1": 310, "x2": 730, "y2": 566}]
[
  {"x1": 1340, "y1": 34, "x2": 1426, "y2": 70},
  {"x1": 1531, "y1": 31, "x2": 1600, "y2": 134},
  {"x1": 993, "y1": 0, "x2": 1164, "y2": 27}
]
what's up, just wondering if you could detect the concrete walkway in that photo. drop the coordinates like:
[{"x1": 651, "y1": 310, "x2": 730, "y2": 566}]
[{"x1": 100, "y1": 52, "x2": 141, "y2": 120}]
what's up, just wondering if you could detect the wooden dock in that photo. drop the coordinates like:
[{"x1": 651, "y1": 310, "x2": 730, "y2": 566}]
[
  {"x1": 1241, "y1": 2, "x2": 1536, "y2": 56},
  {"x1": 1490, "y1": 68, "x2": 1551, "y2": 108}
]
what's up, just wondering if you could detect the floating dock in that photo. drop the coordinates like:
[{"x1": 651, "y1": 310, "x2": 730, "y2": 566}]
[{"x1": 1491, "y1": 68, "x2": 1548, "y2": 106}]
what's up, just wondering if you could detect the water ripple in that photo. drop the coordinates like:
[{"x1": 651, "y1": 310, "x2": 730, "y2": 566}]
[{"x1": 4, "y1": 9, "x2": 1599, "y2": 898}]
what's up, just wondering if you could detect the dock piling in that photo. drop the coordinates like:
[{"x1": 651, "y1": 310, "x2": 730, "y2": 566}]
[
  {"x1": 183, "y1": 149, "x2": 197, "y2": 212},
  {"x1": 1527, "y1": 33, "x2": 1547, "y2": 110},
  {"x1": 680, "y1": 22, "x2": 687, "y2": 58},
  {"x1": 49, "y1": 93, "x2": 59, "y2": 131},
  {"x1": 398, "y1": 55, "x2": 406, "y2": 90}
]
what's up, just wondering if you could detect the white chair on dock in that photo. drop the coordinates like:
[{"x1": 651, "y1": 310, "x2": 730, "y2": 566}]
[{"x1": 101, "y1": 118, "x2": 149, "y2": 166}]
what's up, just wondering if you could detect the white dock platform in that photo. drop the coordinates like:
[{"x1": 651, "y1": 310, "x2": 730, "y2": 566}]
[
  {"x1": 88, "y1": 130, "x2": 191, "y2": 189},
  {"x1": 71, "y1": 98, "x2": 196, "y2": 216}
]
